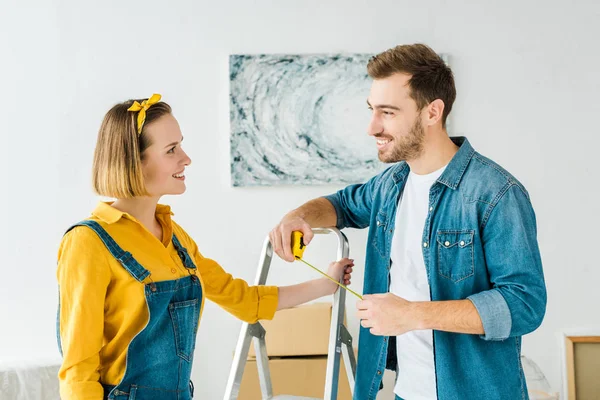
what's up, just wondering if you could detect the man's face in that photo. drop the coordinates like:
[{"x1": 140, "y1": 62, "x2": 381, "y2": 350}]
[{"x1": 367, "y1": 73, "x2": 425, "y2": 163}]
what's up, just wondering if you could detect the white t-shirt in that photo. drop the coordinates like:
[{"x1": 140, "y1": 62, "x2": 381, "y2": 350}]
[{"x1": 390, "y1": 165, "x2": 446, "y2": 400}]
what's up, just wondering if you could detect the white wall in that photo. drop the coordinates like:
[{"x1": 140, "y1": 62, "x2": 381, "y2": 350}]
[{"x1": 1, "y1": 0, "x2": 599, "y2": 398}]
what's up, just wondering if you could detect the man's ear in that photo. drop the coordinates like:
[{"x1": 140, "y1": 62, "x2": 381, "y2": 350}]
[{"x1": 425, "y1": 99, "x2": 445, "y2": 127}]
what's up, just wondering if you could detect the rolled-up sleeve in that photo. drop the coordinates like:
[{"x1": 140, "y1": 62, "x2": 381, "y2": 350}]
[
  {"x1": 323, "y1": 168, "x2": 388, "y2": 229},
  {"x1": 469, "y1": 183, "x2": 547, "y2": 341},
  {"x1": 468, "y1": 289, "x2": 512, "y2": 340}
]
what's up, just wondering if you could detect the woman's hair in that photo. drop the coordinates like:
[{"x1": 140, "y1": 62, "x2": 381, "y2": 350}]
[{"x1": 92, "y1": 98, "x2": 172, "y2": 198}]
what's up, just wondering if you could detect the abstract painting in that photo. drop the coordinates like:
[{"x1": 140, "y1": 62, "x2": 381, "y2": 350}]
[{"x1": 230, "y1": 53, "x2": 383, "y2": 186}]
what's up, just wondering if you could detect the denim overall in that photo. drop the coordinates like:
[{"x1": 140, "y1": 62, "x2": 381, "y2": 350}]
[{"x1": 58, "y1": 220, "x2": 203, "y2": 400}]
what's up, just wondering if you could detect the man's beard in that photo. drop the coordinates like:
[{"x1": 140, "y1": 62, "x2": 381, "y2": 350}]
[{"x1": 377, "y1": 117, "x2": 425, "y2": 163}]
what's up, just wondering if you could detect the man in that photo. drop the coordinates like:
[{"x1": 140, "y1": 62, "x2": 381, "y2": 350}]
[{"x1": 269, "y1": 44, "x2": 546, "y2": 400}]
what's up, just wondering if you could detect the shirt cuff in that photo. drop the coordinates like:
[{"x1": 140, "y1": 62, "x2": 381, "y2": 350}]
[
  {"x1": 257, "y1": 285, "x2": 279, "y2": 321},
  {"x1": 467, "y1": 289, "x2": 512, "y2": 341}
]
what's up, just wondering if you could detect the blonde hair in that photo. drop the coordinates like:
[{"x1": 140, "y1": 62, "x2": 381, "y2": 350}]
[{"x1": 92, "y1": 98, "x2": 172, "y2": 198}]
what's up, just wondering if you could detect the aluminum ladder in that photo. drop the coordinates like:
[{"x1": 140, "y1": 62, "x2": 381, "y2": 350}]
[{"x1": 223, "y1": 228, "x2": 357, "y2": 400}]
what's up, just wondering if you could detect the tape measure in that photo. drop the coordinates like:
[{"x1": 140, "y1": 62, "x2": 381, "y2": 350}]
[{"x1": 291, "y1": 231, "x2": 363, "y2": 299}]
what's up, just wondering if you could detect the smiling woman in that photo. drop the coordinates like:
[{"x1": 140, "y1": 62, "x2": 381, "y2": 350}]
[
  {"x1": 55, "y1": 94, "x2": 354, "y2": 400},
  {"x1": 91, "y1": 96, "x2": 176, "y2": 199}
]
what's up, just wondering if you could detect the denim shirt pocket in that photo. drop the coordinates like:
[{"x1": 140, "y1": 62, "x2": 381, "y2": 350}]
[
  {"x1": 371, "y1": 210, "x2": 389, "y2": 259},
  {"x1": 436, "y1": 230, "x2": 475, "y2": 282}
]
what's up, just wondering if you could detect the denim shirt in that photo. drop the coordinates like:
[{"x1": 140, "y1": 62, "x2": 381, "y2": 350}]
[{"x1": 324, "y1": 137, "x2": 546, "y2": 400}]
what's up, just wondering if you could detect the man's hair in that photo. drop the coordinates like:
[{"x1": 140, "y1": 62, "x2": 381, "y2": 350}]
[{"x1": 368, "y1": 43, "x2": 456, "y2": 127}]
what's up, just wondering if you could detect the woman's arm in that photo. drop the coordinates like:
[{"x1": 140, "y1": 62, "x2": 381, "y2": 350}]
[
  {"x1": 276, "y1": 258, "x2": 354, "y2": 310},
  {"x1": 57, "y1": 228, "x2": 111, "y2": 400}
]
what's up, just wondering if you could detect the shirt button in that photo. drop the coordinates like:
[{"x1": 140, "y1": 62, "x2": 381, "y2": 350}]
[
  {"x1": 460, "y1": 241, "x2": 465, "y2": 246},
  {"x1": 423, "y1": 242, "x2": 428, "y2": 248},
  {"x1": 429, "y1": 206, "x2": 433, "y2": 212},
  {"x1": 376, "y1": 221, "x2": 381, "y2": 226},
  {"x1": 377, "y1": 370, "x2": 382, "y2": 375},
  {"x1": 171, "y1": 268, "x2": 176, "y2": 274},
  {"x1": 444, "y1": 241, "x2": 450, "y2": 247}
]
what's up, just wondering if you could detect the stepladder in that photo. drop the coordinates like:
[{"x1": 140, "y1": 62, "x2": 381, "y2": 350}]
[{"x1": 223, "y1": 228, "x2": 357, "y2": 400}]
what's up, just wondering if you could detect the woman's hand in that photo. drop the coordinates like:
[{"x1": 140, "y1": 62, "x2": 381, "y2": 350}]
[{"x1": 324, "y1": 258, "x2": 354, "y2": 294}]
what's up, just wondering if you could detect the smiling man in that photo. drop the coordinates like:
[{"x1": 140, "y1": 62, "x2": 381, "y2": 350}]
[{"x1": 269, "y1": 44, "x2": 547, "y2": 400}]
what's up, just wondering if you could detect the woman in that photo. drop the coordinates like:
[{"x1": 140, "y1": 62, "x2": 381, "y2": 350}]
[{"x1": 56, "y1": 94, "x2": 354, "y2": 399}]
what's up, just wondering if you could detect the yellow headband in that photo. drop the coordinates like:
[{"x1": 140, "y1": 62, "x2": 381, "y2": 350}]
[{"x1": 127, "y1": 93, "x2": 162, "y2": 134}]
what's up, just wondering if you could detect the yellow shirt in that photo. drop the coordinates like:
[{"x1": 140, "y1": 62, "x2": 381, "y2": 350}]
[{"x1": 56, "y1": 202, "x2": 278, "y2": 400}]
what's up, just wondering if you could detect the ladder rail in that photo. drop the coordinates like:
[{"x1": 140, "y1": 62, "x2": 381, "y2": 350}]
[
  {"x1": 223, "y1": 236, "x2": 274, "y2": 400},
  {"x1": 323, "y1": 229, "x2": 350, "y2": 400}
]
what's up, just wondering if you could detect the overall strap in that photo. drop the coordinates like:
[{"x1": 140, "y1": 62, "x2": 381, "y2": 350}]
[
  {"x1": 172, "y1": 234, "x2": 197, "y2": 271},
  {"x1": 66, "y1": 220, "x2": 151, "y2": 282}
]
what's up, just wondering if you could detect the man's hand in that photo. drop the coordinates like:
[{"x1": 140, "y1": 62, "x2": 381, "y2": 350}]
[
  {"x1": 269, "y1": 198, "x2": 337, "y2": 262},
  {"x1": 269, "y1": 214, "x2": 314, "y2": 262},
  {"x1": 357, "y1": 293, "x2": 421, "y2": 336}
]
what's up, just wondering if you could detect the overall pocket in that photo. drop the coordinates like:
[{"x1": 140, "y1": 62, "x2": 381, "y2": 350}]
[
  {"x1": 169, "y1": 299, "x2": 199, "y2": 362},
  {"x1": 436, "y1": 230, "x2": 475, "y2": 282}
]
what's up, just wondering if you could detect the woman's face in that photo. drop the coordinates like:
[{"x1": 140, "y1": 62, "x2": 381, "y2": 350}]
[{"x1": 141, "y1": 114, "x2": 192, "y2": 197}]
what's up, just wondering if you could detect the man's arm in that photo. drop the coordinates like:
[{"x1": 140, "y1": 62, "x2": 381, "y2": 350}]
[
  {"x1": 467, "y1": 183, "x2": 547, "y2": 340},
  {"x1": 357, "y1": 295, "x2": 484, "y2": 336},
  {"x1": 270, "y1": 169, "x2": 388, "y2": 262},
  {"x1": 358, "y1": 183, "x2": 546, "y2": 339},
  {"x1": 416, "y1": 300, "x2": 484, "y2": 334},
  {"x1": 269, "y1": 198, "x2": 337, "y2": 262}
]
